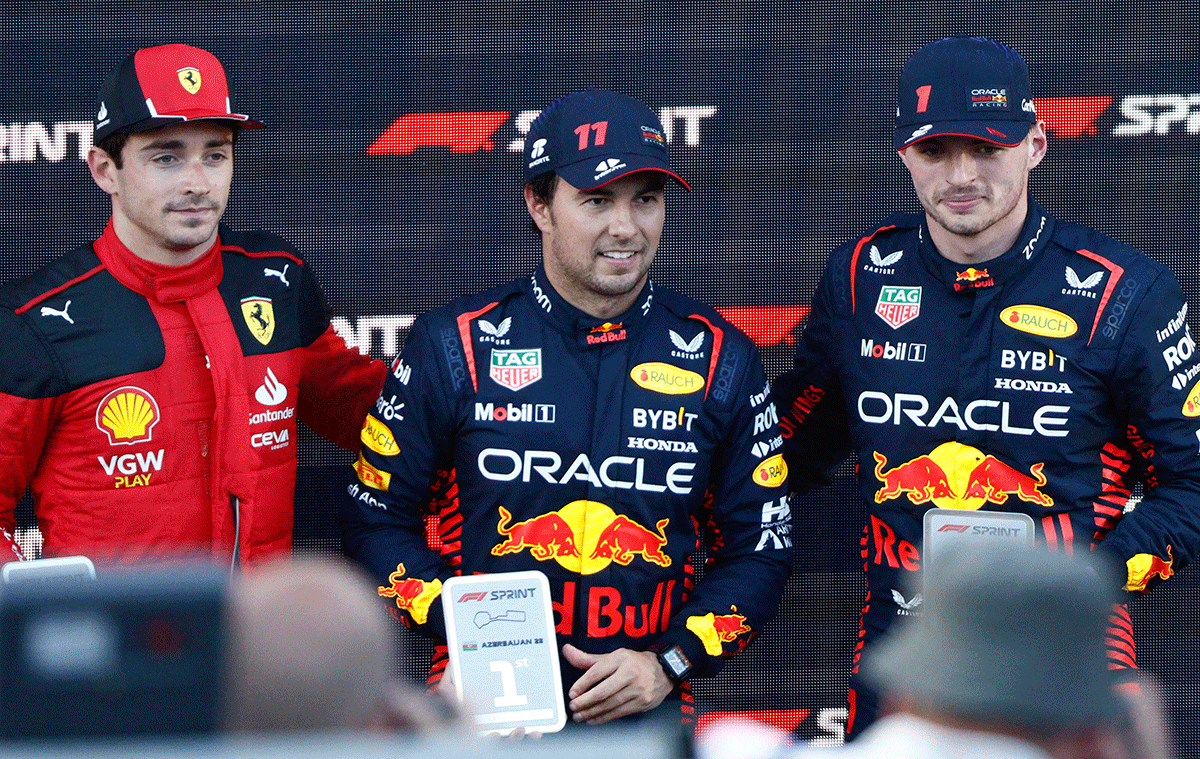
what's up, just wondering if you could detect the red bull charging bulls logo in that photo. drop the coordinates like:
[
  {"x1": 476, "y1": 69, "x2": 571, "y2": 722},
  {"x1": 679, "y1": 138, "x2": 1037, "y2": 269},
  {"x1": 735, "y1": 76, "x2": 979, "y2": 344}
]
[
  {"x1": 686, "y1": 606, "x2": 753, "y2": 656},
  {"x1": 492, "y1": 501, "x2": 670, "y2": 575},
  {"x1": 377, "y1": 563, "x2": 442, "y2": 624},
  {"x1": 1125, "y1": 545, "x2": 1174, "y2": 592},
  {"x1": 873, "y1": 441, "x2": 1053, "y2": 510}
]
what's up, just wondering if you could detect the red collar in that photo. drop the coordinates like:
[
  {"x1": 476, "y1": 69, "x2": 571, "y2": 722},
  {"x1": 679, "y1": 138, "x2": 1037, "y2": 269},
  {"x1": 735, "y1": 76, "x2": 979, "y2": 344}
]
[{"x1": 93, "y1": 220, "x2": 223, "y2": 303}]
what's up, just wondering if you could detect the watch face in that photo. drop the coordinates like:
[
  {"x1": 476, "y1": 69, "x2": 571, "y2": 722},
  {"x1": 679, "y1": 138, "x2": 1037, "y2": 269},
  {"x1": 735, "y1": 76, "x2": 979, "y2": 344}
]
[{"x1": 662, "y1": 646, "x2": 691, "y2": 678}]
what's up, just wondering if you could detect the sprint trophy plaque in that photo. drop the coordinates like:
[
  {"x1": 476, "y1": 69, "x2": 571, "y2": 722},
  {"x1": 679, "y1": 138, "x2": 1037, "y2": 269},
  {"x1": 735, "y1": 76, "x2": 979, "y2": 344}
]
[
  {"x1": 441, "y1": 570, "x2": 566, "y2": 735},
  {"x1": 923, "y1": 507, "x2": 1036, "y2": 586}
]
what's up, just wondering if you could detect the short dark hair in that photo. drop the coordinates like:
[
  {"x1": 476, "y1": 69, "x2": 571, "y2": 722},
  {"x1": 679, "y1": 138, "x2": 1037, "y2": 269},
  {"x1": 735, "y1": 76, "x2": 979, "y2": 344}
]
[
  {"x1": 94, "y1": 124, "x2": 241, "y2": 169},
  {"x1": 525, "y1": 171, "x2": 559, "y2": 206},
  {"x1": 526, "y1": 172, "x2": 559, "y2": 233},
  {"x1": 94, "y1": 131, "x2": 131, "y2": 169}
]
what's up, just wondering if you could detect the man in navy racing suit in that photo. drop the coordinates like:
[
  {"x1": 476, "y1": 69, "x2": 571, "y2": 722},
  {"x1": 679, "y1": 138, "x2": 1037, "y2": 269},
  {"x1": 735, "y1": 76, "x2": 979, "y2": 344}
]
[
  {"x1": 340, "y1": 89, "x2": 792, "y2": 728},
  {"x1": 772, "y1": 36, "x2": 1200, "y2": 739}
]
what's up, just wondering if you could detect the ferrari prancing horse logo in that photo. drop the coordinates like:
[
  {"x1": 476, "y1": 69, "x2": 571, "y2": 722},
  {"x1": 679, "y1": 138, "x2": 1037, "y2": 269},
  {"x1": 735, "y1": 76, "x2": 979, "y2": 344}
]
[
  {"x1": 177, "y1": 67, "x2": 202, "y2": 94},
  {"x1": 241, "y1": 297, "x2": 275, "y2": 345}
]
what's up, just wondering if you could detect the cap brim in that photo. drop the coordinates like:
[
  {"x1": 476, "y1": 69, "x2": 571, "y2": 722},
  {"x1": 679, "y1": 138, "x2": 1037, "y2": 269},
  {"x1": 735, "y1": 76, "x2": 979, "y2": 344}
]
[
  {"x1": 122, "y1": 112, "x2": 265, "y2": 135},
  {"x1": 895, "y1": 120, "x2": 1031, "y2": 150},
  {"x1": 556, "y1": 158, "x2": 692, "y2": 192}
]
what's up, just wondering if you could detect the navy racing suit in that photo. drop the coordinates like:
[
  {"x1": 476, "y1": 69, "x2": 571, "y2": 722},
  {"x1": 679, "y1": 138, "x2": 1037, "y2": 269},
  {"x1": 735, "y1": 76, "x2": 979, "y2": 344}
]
[
  {"x1": 772, "y1": 201, "x2": 1200, "y2": 736},
  {"x1": 340, "y1": 268, "x2": 793, "y2": 722}
]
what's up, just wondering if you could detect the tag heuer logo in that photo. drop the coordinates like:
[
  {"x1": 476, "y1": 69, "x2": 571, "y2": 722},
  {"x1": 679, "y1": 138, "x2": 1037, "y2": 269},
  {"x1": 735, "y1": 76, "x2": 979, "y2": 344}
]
[
  {"x1": 489, "y1": 348, "x2": 542, "y2": 391},
  {"x1": 875, "y1": 286, "x2": 921, "y2": 329},
  {"x1": 241, "y1": 297, "x2": 275, "y2": 345}
]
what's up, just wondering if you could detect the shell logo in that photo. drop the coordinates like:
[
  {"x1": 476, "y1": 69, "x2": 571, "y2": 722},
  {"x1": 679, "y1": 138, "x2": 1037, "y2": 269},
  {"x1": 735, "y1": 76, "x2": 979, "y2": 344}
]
[
  {"x1": 95, "y1": 386, "x2": 161, "y2": 445},
  {"x1": 753, "y1": 454, "x2": 788, "y2": 488},
  {"x1": 1000, "y1": 305, "x2": 1077, "y2": 338},
  {"x1": 630, "y1": 362, "x2": 704, "y2": 395},
  {"x1": 361, "y1": 416, "x2": 400, "y2": 456}
]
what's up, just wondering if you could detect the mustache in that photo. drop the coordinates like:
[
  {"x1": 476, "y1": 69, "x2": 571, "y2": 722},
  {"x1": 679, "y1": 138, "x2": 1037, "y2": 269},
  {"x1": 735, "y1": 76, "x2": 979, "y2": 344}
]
[
  {"x1": 165, "y1": 201, "x2": 221, "y2": 211},
  {"x1": 936, "y1": 187, "x2": 987, "y2": 201}
]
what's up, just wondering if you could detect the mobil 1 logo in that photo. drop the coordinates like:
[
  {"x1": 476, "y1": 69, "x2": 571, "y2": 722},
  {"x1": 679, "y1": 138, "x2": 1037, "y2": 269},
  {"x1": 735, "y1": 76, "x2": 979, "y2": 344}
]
[{"x1": 861, "y1": 339, "x2": 926, "y2": 363}]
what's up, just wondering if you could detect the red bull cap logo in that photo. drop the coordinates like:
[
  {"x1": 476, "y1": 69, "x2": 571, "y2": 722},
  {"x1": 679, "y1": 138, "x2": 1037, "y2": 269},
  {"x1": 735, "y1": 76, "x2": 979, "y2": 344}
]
[
  {"x1": 491, "y1": 501, "x2": 670, "y2": 575},
  {"x1": 1125, "y1": 546, "x2": 1174, "y2": 592},
  {"x1": 377, "y1": 563, "x2": 442, "y2": 624},
  {"x1": 686, "y1": 606, "x2": 752, "y2": 656},
  {"x1": 873, "y1": 441, "x2": 1053, "y2": 510}
]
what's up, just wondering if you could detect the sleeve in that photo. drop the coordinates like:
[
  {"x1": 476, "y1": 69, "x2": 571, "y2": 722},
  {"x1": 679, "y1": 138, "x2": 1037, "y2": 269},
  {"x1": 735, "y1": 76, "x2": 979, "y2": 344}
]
[
  {"x1": 1095, "y1": 268, "x2": 1200, "y2": 593},
  {"x1": 293, "y1": 263, "x2": 387, "y2": 451},
  {"x1": 0, "y1": 307, "x2": 63, "y2": 562},
  {"x1": 770, "y1": 255, "x2": 854, "y2": 493},
  {"x1": 650, "y1": 341, "x2": 793, "y2": 677},
  {"x1": 337, "y1": 316, "x2": 460, "y2": 638}
]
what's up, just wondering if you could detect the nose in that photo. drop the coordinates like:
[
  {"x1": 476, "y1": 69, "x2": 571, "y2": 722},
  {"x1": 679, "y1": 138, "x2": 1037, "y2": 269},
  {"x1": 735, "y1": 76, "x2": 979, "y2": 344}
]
[
  {"x1": 608, "y1": 200, "x2": 637, "y2": 239},
  {"x1": 945, "y1": 148, "x2": 979, "y2": 185},
  {"x1": 179, "y1": 158, "x2": 211, "y2": 196}
]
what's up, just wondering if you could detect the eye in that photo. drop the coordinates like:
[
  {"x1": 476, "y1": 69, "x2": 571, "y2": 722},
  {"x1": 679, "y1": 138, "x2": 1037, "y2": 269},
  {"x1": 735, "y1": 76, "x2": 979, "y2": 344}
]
[{"x1": 151, "y1": 153, "x2": 180, "y2": 166}]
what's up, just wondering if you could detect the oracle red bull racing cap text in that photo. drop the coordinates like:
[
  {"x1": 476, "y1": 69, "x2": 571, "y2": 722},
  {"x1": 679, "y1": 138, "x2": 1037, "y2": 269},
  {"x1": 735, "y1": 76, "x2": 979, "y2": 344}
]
[
  {"x1": 895, "y1": 35, "x2": 1037, "y2": 150},
  {"x1": 524, "y1": 88, "x2": 691, "y2": 192}
]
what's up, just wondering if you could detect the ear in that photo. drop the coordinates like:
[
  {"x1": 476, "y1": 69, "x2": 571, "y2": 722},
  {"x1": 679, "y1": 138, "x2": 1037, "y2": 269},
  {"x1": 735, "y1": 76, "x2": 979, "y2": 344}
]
[
  {"x1": 87, "y1": 145, "x2": 119, "y2": 195},
  {"x1": 1027, "y1": 121, "x2": 1048, "y2": 170},
  {"x1": 524, "y1": 184, "x2": 552, "y2": 233}
]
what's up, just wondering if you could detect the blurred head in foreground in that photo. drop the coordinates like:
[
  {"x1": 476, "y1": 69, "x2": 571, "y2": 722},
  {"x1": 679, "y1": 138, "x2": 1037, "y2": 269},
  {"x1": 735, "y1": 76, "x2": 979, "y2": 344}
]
[
  {"x1": 861, "y1": 547, "x2": 1149, "y2": 757},
  {"x1": 224, "y1": 558, "x2": 464, "y2": 734}
]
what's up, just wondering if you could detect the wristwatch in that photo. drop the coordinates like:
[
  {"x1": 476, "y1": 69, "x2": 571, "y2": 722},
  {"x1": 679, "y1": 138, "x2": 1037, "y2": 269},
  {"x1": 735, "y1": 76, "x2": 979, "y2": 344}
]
[{"x1": 649, "y1": 643, "x2": 693, "y2": 684}]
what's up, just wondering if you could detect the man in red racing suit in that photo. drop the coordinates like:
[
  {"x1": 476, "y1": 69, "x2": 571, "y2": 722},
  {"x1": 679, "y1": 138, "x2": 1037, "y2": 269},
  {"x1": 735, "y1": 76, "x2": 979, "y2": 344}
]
[
  {"x1": 340, "y1": 89, "x2": 792, "y2": 728},
  {"x1": 772, "y1": 37, "x2": 1200, "y2": 739},
  {"x1": 0, "y1": 44, "x2": 384, "y2": 568}
]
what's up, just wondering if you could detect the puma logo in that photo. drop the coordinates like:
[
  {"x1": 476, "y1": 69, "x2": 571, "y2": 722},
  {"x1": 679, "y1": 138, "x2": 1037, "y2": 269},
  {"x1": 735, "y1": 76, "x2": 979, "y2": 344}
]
[
  {"x1": 264, "y1": 264, "x2": 290, "y2": 286},
  {"x1": 40, "y1": 300, "x2": 74, "y2": 324}
]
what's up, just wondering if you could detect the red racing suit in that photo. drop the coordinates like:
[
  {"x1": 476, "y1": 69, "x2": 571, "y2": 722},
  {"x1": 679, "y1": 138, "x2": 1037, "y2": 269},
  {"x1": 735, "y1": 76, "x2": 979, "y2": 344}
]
[
  {"x1": 339, "y1": 269, "x2": 792, "y2": 719},
  {"x1": 772, "y1": 202, "x2": 1200, "y2": 736},
  {"x1": 0, "y1": 221, "x2": 385, "y2": 567}
]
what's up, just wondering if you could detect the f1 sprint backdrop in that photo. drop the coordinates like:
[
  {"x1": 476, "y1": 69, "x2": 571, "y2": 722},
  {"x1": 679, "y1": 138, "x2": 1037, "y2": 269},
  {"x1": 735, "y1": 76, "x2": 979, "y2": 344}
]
[{"x1": 1, "y1": 0, "x2": 1197, "y2": 751}]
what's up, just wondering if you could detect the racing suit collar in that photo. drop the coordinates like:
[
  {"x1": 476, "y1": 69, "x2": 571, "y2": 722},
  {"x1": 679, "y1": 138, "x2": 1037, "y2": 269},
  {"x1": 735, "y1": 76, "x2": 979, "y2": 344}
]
[
  {"x1": 917, "y1": 198, "x2": 1056, "y2": 294},
  {"x1": 524, "y1": 266, "x2": 654, "y2": 348},
  {"x1": 93, "y1": 219, "x2": 224, "y2": 304}
]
